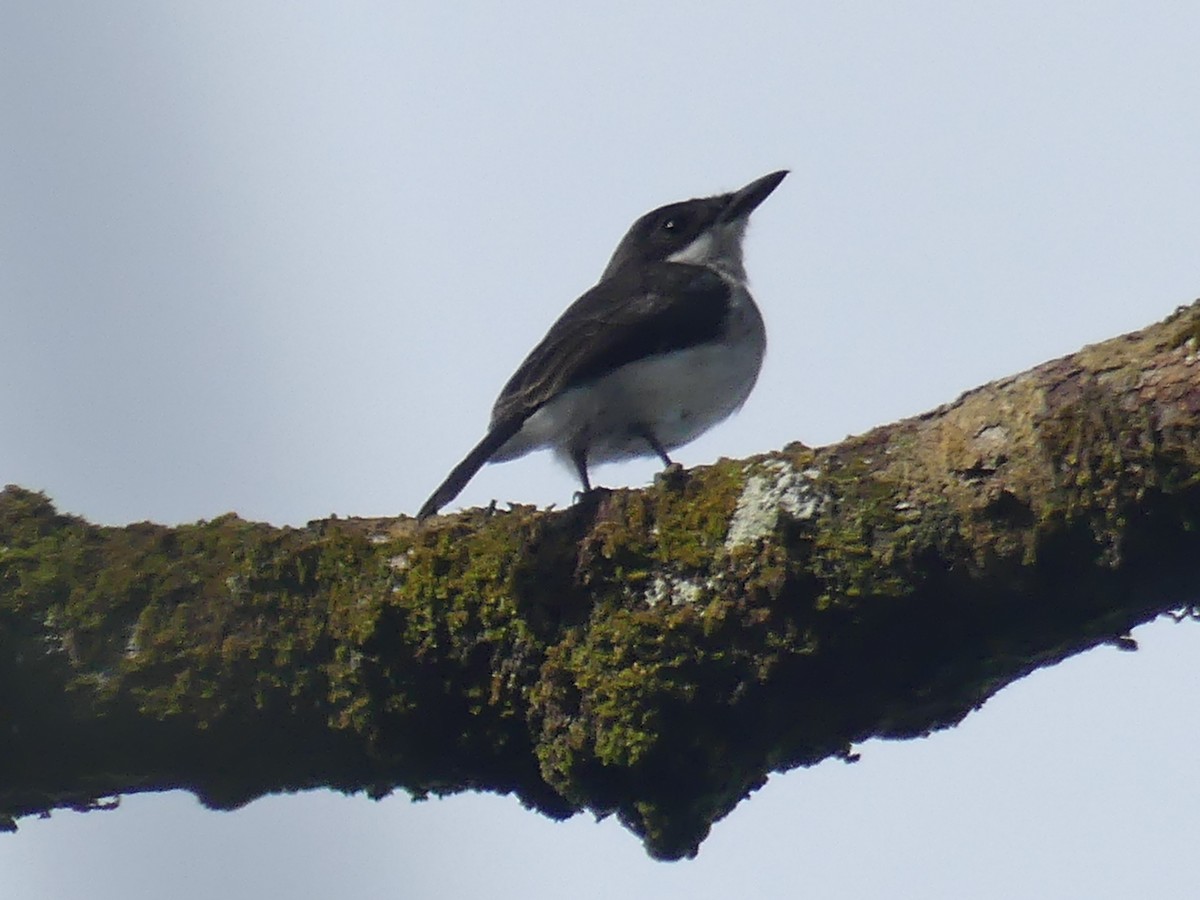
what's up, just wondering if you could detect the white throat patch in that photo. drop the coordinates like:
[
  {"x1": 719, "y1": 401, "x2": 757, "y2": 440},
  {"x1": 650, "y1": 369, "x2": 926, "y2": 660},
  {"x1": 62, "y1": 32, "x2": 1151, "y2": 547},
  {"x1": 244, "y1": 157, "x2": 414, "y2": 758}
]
[{"x1": 665, "y1": 220, "x2": 749, "y2": 281}]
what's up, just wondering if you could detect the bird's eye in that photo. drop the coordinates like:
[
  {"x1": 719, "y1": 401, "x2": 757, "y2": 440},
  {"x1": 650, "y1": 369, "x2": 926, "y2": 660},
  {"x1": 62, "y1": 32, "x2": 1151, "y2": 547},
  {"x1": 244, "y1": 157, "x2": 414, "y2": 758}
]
[{"x1": 660, "y1": 217, "x2": 681, "y2": 233}]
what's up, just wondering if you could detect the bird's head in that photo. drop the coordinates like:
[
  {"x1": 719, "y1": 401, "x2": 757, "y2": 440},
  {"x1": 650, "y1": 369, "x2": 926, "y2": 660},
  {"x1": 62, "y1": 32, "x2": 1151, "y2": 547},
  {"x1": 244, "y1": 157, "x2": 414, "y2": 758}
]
[{"x1": 601, "y1": 170, "x2": 788, "y2": 281}]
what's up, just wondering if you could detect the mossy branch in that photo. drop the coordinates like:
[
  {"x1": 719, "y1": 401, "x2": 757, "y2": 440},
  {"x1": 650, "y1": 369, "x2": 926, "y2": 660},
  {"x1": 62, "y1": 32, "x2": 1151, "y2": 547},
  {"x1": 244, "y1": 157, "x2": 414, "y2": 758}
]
[{"x1": 3, "y1": 301, "x2": 1200, "y2": 859}]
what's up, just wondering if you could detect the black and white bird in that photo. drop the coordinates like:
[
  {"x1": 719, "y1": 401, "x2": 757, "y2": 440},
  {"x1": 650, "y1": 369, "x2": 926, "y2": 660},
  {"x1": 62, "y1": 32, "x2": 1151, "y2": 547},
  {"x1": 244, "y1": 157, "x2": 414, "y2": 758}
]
[{"x1": 417, "y1": 170, "x2": 787, "y2": 520}]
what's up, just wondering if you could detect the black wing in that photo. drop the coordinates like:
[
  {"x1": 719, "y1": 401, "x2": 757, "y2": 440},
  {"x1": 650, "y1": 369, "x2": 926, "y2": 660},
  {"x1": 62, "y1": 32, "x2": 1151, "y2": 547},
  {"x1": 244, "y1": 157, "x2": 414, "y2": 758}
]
[
  {"x1": 490, "y1": 262, "x2": 731, "y2": 425},
  {"x1": 417, "y1": 262, "x2": 729, "y2": 520}
]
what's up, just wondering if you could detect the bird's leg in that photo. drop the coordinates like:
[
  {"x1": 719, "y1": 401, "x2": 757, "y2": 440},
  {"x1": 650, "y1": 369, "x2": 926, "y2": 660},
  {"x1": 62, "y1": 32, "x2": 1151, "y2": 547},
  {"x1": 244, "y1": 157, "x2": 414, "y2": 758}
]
[
  {"x1": 571, "y1": 447, "x2": 614, "y2": 507},
  {"x1": 635, "y1": 427, "x2": 674, "y2": 468},
  {"x1": 570, "y1": 447, "x2": 592, "y2": 494},
  {"x1": 636, "y1": 426, "x2": 686, "y2": 487},
  {"x1": 570, "y1": 448, "x2": 613, "y2": 507}
]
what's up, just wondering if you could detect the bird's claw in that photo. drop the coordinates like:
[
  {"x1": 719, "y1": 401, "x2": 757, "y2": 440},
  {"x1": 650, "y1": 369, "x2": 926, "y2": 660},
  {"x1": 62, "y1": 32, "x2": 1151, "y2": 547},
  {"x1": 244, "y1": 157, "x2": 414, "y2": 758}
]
[{"x1": 654, "y1": 462, "x2": 687, "y2": 488}]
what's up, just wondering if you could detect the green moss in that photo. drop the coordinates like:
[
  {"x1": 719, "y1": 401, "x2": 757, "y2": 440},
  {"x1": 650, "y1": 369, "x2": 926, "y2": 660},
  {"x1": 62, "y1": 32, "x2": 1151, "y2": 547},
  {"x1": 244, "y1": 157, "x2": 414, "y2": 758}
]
[
  {"x1": 649, "y1": 460, "x2": 746, "y2": 569},
  {"x1": 806, "y1": 452, "x2": 924, "y2": 605},
  {"x1": 1033, "y1": 379, "x2": 1165, "y2": 564},
  {"x1": 1167, "y1": 302, "x2": 1200, "y2": 351}
]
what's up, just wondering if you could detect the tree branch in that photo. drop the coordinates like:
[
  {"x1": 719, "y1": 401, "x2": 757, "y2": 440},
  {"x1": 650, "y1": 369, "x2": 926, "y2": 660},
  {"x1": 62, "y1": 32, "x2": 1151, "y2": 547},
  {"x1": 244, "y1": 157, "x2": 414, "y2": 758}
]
[{"x1": 3, "y1": 301, "x2": 1199, "y2": 859}]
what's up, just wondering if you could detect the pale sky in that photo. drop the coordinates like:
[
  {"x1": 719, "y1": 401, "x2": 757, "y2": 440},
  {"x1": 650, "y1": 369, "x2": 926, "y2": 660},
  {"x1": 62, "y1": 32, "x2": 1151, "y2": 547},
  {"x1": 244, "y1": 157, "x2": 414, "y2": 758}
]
[{"x1": 2, "y1": 3, "x2": 1199, "y2": 898}]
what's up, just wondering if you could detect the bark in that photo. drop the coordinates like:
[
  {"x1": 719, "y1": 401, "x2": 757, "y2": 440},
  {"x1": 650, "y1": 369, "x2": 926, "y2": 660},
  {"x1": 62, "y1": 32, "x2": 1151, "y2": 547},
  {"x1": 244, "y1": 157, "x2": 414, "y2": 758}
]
[{"x1": 2, "y1": 301, "x2": 1199, "y2": 860}]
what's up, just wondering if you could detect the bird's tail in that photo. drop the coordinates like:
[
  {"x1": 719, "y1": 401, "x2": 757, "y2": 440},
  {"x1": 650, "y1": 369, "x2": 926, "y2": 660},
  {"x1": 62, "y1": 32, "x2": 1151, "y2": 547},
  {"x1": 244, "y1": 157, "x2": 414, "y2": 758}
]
[{"x1": 416, "y1": 416, "x2": 525, "y2": 520}]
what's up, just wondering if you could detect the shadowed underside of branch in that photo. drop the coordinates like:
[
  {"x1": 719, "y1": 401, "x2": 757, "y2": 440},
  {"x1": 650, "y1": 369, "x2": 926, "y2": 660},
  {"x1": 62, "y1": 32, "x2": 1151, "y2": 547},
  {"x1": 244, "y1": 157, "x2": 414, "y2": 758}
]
[{"x1": 2, "y1": 301, "x2": 1199, "y2": 859}]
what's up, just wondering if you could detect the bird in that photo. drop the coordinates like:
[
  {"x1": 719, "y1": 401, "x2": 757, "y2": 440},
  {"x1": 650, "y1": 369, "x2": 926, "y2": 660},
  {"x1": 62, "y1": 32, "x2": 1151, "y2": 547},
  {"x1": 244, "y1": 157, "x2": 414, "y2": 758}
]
[{"x1": 417, "y1": 170, "x2": 787, "y2": 521}]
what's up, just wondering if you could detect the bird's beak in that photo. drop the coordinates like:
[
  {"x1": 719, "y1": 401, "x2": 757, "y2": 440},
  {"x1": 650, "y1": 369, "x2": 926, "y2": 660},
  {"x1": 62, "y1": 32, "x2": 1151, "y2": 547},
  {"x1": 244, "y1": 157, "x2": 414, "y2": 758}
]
[{"x1": 719, "y1": 170, "x2": 789, "y2": 223}]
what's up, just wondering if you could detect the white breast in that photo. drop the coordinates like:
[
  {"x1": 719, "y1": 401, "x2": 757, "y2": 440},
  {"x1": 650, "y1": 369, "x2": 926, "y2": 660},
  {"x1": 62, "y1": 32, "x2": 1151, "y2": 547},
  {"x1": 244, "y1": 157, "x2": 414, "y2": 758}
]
[{"x1": 492, "y1": 287, "x2": 765, "y2": 466}]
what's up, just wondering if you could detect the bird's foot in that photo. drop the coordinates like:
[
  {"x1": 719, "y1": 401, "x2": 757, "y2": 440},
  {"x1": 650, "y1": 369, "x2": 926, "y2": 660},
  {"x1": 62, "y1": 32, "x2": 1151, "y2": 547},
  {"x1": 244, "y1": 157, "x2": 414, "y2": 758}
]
[
  {"x1": 573, "y1": 485, "x2": 613, "y2": 506},
  {"x1": 654, "y1": 462, "x2": 687, "y2": 489}
]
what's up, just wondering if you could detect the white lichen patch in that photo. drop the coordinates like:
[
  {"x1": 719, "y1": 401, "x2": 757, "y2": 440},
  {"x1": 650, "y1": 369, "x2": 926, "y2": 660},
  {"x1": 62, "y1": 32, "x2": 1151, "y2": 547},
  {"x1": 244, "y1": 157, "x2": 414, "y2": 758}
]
[
  {"x1": 725, "y1": 460, "x2": 826, "y2": 549},
  {"x1": 642, "y1": 573, "x2": 707, "y2": 607},
  {"x1": 1183, "y1": 335, "x2": 1199, "y2": 365},
  {"x1": 974, "y1": 424, "x2": 1009, "y2": 450},
  {"x1": 124, "y1": 621, "x2": 143, "y2": 659},
  {"x1": 224, "y1": 574, "x2": 247, "y2": 600},
  {"x1": 388, "y1": 552, "x2": 411, "y2": 571}
]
